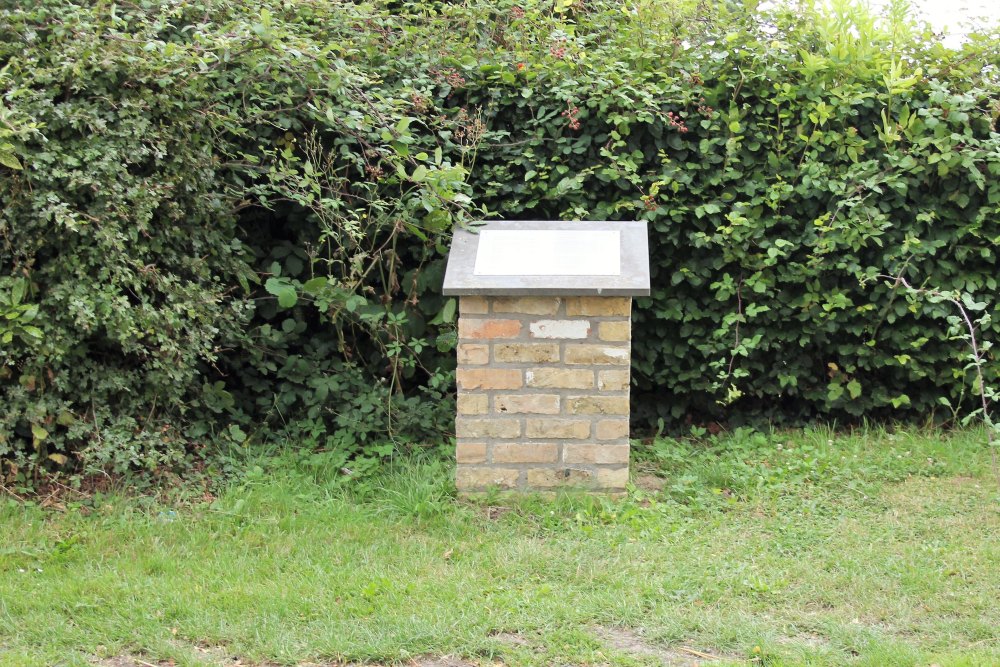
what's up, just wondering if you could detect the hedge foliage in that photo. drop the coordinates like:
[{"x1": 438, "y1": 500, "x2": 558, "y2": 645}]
[{"x1": 1, "y1": 0, "x2": 999, "y2": 484}]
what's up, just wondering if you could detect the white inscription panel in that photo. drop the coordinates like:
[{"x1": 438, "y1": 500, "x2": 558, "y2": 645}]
[{"x1": 473, "y1": 230, "x2": 621, "y2": 276}]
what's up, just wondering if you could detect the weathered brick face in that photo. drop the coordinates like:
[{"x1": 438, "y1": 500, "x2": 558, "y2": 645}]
[{"x1": 455, "y1": 295, "x2": 631, "y2": 493}]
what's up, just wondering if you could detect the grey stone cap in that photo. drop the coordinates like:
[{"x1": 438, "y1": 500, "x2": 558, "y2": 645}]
[{"x1": 443, "y1": 220, "x2": 650, "y2": 296}]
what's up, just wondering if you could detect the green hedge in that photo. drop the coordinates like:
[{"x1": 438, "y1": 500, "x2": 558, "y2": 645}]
[
  {"x1": 1, "y1": 0, "x2": 999, "y2": 485},
  {"x1": 0, "y1": 0, "x2": 468, "y2": 483},
  {"x1": 445, "y1": 2, "x2": 1000, "y2": 426}
]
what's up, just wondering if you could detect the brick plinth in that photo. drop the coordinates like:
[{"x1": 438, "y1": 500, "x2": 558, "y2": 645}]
[{"x1": 455, "y1": 296, "x2": 631, "y2": 493}]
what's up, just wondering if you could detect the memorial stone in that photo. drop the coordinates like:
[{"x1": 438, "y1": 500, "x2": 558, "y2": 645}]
[{"x1": 443, "y1": 220, "x2": 650, "y2": 493}]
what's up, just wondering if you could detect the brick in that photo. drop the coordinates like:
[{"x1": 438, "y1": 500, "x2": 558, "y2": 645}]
[
  {"x1": 457, "y1": 394, "x2": 488, "y2": 415},
  {"x1": 492, "y1": 297, "x2": 561, "y2": 315},
  {"x1": 492, "y1": 443, "x2": 559, "y2": 464},
  {"x1": 495, "y1": 394, "x2": 560, "y2": 414},
  {"x1": 529, "y1": 319, "x2": 591, "y2": 339},
  {"x1": 563, "y1": 443, "x2": 630, "y2": 465},
  {"x1": 459, "y1": 296, "x2": 489, "y2": 315},
  {"x1": 456, "y1": 418, "x2": 521, "y2": 439},
  {"x1": 456, "y1": 466, "x2": 519, "y2": 490},
  {"x1": 458, "y1": 318, "x2": 521, "y2": 340},
  {"x1": 526, "y1": 467, "x2": 593, "y2": 487},
  {"x1": 598, "y1": 320, "x2": 631, "y2": 342},
  {"x1": 457, "y1": 343, "x2": 489, "y2": 365},
  {"x1": 596, "y1": 467, "x2": 630, "y2": 489},
  {"x1": 566, "y1": 396, "x2": 630, "y2": 415},
  {"x1": 456, "y1": 442, "x2": 488, "y2": 463},
  {"x1": 565, "y1": 297, "x2": 631, "y2": 317},
  {"x1": 525, "y1": 368, "x2": 593, "y2": 389},
  {"x1": 598, "y1": 370, "x2": 630, "y2": 391},
  {"x1": 494, "y1": 343, "x2": 560, "y2": 364},
  {"x1": 595, "y1": 419, "x2": 629, "y2": 440},
  {"x1": 564, "y1": 345, "x2": 629, "y2": 365},
  {"x1": 526, "y1": 419, "x2": 590, "y2": 439},
  {"x1": 457, "y1": 369, "x2": 522, "y2": 390}
]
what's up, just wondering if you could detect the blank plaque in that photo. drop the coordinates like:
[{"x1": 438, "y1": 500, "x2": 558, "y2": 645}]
[
  {"x1": 442, "y1": 220, "x2": 649, "y2": 296},
  {"x1": 473, "y1": 230, "x2": 621, "y2": 276}
]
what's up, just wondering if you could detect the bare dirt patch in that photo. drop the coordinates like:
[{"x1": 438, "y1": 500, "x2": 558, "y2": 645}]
[
  {"x1": 593, "y1": 626, "x2": 732, "y2": 666},
  {"x1": 410, "y1": 657, "x2": 478, "y2": 667},
  {"x1": 95, "y1": 658, "x2": 171, "y2": 667},
  {"x1": 483, "y1": 505, "x2": 514, "y2": 521},
  {"x1": 95, "y1": 647, "x2": 282, "y2": 667},
  {"x1": 489, "y1": 631, "x2": 532, "y2": 647},
  {"x1": 95, "y1": 652, "x2": 478, "y2": 667},
  {"x1": 884, "y1": 474, "x2": 995, "y2": 516},
  {"x1": 775, "y1": 632, "x2": 831, "y2": 650},
  {"x1": 634, "y1": 474, "x2": 667, "y2": 493}
]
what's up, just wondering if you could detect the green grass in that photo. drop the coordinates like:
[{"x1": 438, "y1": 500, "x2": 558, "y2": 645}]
[{"x1": 1, "y1": 427, "x2": 999, "y2": 667}]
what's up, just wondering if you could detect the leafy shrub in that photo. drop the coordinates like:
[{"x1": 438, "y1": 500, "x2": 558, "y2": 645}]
[
  {"x1": 438, "y1": 0, "x2": 1000, "y2": 426},
  {"x1": 0, "y1": 0, "x2": 470, "y2": 485},
  {"x1": 2, "y1": 0, "x2": 999, "y2": 486}
]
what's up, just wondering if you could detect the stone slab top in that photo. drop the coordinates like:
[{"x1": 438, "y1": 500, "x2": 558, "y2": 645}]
[{"x1": 443, "y1": 220, "x2": 650, "y2": 296}]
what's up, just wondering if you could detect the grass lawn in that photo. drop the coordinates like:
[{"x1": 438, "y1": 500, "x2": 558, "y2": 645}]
[{"x1": 1, "y1": 427, "x2": 998, "y2": 667}]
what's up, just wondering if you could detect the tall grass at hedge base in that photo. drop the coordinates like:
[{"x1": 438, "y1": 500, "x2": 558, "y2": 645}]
[{"x1": 1, "y1": 0, "x2": 998, "y2": 486}]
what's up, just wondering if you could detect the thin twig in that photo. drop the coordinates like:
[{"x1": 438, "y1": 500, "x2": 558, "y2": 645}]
[
  {"x1": 0, "y1": 483, "x2": 27, "y2": 503},
  {"x1": 875, "y1": 272, "x2": 999, "y2": 488},
  {"x1": 678, "y1": 646, "x2": 720, "y2": 659}
]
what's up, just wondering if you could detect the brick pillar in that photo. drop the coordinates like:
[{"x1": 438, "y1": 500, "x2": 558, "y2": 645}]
[{"x1": 455, "y1": 295, "x2": 631, "y2": 493}]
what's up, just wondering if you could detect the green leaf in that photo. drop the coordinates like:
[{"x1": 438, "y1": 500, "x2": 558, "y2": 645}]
[
  {"x1": 395, "y1": 117, "x2": 413, "y2": 134},
  {"x1": 961, "y1": 293, "x2": 987, "y2": 312},
  {"x1": 846, "y1": 379, "x2": 862, "y2": 400},
  {"x1": 0, "y1": 152, "x2": 22, "y2": 170},
  {"x1": 31, "y1": 424, "x2": 48, "y2": 441},
  {"x1": 890, "y1": 394, "x2": 911, "y2": 408},
  {"x1": 11, "y1": 279, "x2": 26, "y2": 305},
  {"x1": 826, "y1": 383, "x2": 844, "y2": 402},
  {"x1": 345, "y1": 295, "x2": 367, "y2": 313},
  {"x1": 48, "y1": 453, "x2": 68, "y2": 466},
  {"x1": 264, "y1": 278, "x2": 297, "y2": 308},
  {"x1": 441, "y1": 298, "x2": 456, "y2": 324},
  {"x1": 302, "y1": 277, "x2": 328, "y2": 294}
]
